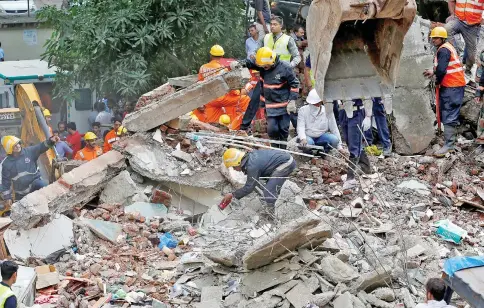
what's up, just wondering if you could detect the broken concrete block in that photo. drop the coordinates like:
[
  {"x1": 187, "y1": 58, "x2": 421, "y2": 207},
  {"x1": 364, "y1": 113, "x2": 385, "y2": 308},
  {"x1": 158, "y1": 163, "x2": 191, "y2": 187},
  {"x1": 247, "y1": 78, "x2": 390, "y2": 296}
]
[
  {"x1": 275, "y1": 180, "x2": 306, "y2": 224},
  {"x1": 124, "y1": 68, "x2": 250, "y2": 132},
  {"x1": 124, "y1": 202, "x2": 168, "y2": 220},
  {"x1": 285, "y1": 281, "x2": 314, "y2": 308},
  {"x1": 353, "y1": 265, "x2": 393, "y2": 292},
  {"x1": 305, "y1": 222, "x2": 333, "y2": 240},
  {"x1": 243, "y1": 216, "x2": 320, "y2": 269},
  {"x1": 333, "y1": 292, "x2": 353, "y2": 308},
  {"x1": 311, "y1": 292, "x2": 335, "y2": 307},
  {"x1": 100, "y1": 170, "x2": 137, "y2": 205},
  {"x1": 241, "y1": 270, "x2": 296, "y2": 296},
  {"x1": 405, "y1": 244, "x2": 426, "y2": 259},
  {"x1": 358, "y1": 291, "x2": 394, "y2": 308},
  {"x1": 171, "y1": 149, "x2": 193, "y2": 163},
  {"x1": 134, "y1": 82, "x2": 174, "y2": 111},
  {"x1": 194, "y1": 299, "x2": 222, "y2": 308},
  {"x1": 371, "y1": 288, "x2": 396, "y2": 302},
  {"x1": 124, "y1": 137, "x2": 227, "y2": 189},
  {"x1": 4, "y1": 215, "x2": 73, "y2": 259},
  {"x1": 205, "y1": 250, "x2": 238, "y2": 268},
  {"x1": 242, "y1": 293, "x2": 282, "y2": 308},
  {"x1": 340, "y1": 207, "x2": 363, "y2": 218},
  {"x1": 83, "y1": 219, "x2": 123, "y2": 243},
  {"x1": 201, "y1": 286, "x2": 223, "y2": 303},
  {"x1": 319, "y1": 255, "x2": 359, "y2": 284},
  {"x1": 11, "y1": 151, "x2": 126, "y2": 229},
  {"x1": 399, "y1": 287, "x2": 415, "y2": 308}
]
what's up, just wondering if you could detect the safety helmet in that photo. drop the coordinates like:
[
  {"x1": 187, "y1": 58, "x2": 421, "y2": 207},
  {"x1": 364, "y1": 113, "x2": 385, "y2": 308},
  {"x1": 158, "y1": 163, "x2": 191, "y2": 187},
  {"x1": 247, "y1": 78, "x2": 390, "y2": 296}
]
[
  {"x1": 306, "y1": 89, "x2": 322, "y2": 105},
  {"x1": 219, "y1": 114, "x2": 231, "y2": 126},
  {"x1": 255, "y1": 47, "x2": 277, "y2": 66},
  {"x1": 117, "y1": 126, "x2": 127, "y2": 136},
  {"x1": 43, "y1": 109, "x2": 51, "y2": 117},
  {"x1": 210, "y1": 45, "x2": 225, "y2": 57},
  {"x1": 84, "y1": 132, "x2": 97, "y2": 141},
  {"x1": 1, "y1": 136, "x2": 21, "y2": 155},
  {"x1": 430, "y1": 27, "x2": 447, "y2": 39},
  {"x1": 223, "y1": 148, "x2": 245, "y2": 168}
]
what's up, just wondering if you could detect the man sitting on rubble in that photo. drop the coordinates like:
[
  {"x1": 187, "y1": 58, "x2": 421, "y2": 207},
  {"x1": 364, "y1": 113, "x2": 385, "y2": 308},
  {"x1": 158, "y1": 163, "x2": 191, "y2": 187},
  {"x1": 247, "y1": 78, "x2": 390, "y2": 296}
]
[
  {"x1": 416, "y1": 278, "x2": 455, "y2": 308},
  {"x1": 297, "y1": 89, "x2": 342, "y2": 155},
  {"x1": 220, "y1": 148, "x2": 296, "y2": 213},
  {"x1": 0, "y1": 260, "x2": 19, "y2": 308},
  {"x1": 74, "y1": 132, "x2": 103, "y2": 161},
  {"x1": 191, "y1": 45, "x2": 250, "y2": 130},
  {"x1": 103, "y1": 116, "x2": 122, "y2": 153},
  {"x1": 1, "y1": 134, "x2": 58, "y2": 209}
]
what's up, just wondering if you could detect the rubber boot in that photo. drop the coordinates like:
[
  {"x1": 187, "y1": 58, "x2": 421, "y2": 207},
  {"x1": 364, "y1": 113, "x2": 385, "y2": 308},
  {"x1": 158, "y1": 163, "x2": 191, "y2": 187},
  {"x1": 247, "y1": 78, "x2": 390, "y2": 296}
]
[
  {"x1": 358, "y1": 151, "x2": 372, "y2": 174},
  {"x1": 435, "y1": 125, "x2": 456, "y2": 157},
  {"x1": 343, "y1": 157, "x2": 359, "y2": 190}
]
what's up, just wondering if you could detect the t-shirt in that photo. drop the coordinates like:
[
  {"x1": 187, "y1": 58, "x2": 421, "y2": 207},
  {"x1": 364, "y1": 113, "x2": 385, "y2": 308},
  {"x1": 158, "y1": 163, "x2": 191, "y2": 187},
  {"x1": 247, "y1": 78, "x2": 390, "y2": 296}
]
[
  {"x1": 255, "y1": 0, "x2": 271, "y2": 24},
  {"x1": 55, "y1": 141, "x2": 73, "y2": 158},
  {"x1": 66, "y1": 131, "x2": 82, "y2": 158},
  {"x1": 1, "y1": 282, "x2": 17, "y2": 308}
]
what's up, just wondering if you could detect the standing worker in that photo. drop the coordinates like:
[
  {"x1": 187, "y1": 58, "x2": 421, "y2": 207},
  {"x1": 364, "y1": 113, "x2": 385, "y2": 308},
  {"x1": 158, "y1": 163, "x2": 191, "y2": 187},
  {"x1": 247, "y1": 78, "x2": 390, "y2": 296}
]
[
  {"x1": 198, "y1": 45, "x2": 228, "y2": 81},
  {"x1": 74, "y1": 132, "x2": 103, "y2": 161},
  {"x1": 245, "y1": 47, "x2": 300, "y2": 148},
  {"x1": 43, "y1": 108, "x2": 53, "y2": 135},
  {"x1": 363, "y1": 97, "x2": 393, "y2": 157},
  {"x1": 220, "y1": 148, "x2": 296, "y2": 211},
  {"x1": 1, "y1": 135, "x2": 58, "y2": 209},
  {"x1": 446, "y1": 0, "x2": 484, "y2": 80},
  {"x1": 253, "y1": 0, "x2": 271, "y2": 39},
  {"x1": 103, "y1": 116, "x2": 123, "y2": 153},
  {"x1": 66, "y1": 122, "x2": 82, "y2": 158},
  {"x1": 423, "y1": 27, "x2": 466, "y2": 157},
  {"x1": 0, "y1": 261, "x2": 18, "y2": 308}
]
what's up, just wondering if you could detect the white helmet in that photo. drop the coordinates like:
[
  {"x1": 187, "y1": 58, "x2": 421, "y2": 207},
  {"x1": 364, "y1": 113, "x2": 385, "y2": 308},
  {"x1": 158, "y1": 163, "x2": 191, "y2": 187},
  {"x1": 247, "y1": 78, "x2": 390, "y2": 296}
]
[{"x1": 306, "y1": 89, "x2": 322, "y2": 105}]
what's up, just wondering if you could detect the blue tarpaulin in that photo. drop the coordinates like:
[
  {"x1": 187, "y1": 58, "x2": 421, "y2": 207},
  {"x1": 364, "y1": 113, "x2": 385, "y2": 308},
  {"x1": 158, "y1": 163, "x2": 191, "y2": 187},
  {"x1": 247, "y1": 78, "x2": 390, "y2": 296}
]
[{"x1": 443, "y1": 256, "x2": 484, "y2": 277}]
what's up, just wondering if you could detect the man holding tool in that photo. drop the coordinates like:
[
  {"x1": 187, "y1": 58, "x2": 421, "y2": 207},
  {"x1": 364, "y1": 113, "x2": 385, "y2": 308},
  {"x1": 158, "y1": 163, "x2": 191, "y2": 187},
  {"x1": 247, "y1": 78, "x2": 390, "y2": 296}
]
[{"x1": 423, "y1": 26, "x2": 466, "y2": 157}]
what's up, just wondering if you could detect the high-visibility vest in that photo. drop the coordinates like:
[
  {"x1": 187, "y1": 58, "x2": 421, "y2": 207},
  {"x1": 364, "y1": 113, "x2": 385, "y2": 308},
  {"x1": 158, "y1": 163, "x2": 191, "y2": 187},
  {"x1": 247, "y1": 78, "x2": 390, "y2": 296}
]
[
  {"x1": 0, "y1": 284, "x2": 16, "y2": 308},
  {"x1": 434, "y1": 42, "x2": 466, "y2": 88},
  {"x1": 74, "y1": 146, "x2": 103, "y2": 161},
  {"x1": 103, "y1": 129, "x2": 119, "y2": 153},
  {"x1": 309, "y1": 69, "x2": 315, "y2": 87},
  {"x1": 455, "y1": 0, "x2": 484, "y2": 25},
  {"x1": 264, "y1": 33, "x2": 291, "y2": 62}
]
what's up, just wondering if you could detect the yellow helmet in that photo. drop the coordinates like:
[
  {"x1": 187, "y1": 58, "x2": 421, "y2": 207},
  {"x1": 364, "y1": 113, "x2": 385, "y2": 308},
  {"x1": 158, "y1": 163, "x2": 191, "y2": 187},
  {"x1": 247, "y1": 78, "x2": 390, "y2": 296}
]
[
  {"x1": 1, "y1": 136, "x2": 21, "y2": 155},
  {"x1": 219, "y1": 114, "x2": 231, "y2": 126},
  {"x1": 255, "y1": 47, "x2": 277, "y2": 66},
  {"x1": 117, "y1": 126, "x2": 127, "y2": 136},
  {"x1": 430, "y1": 26, "x2": 448, "y2": 39},
  {"x1": 210, "y1": 45, "x2": 225, "y2": 57},
  {"x1": 84, "y1": 132, "x2": 97, "y2": 141},
  {"x1": 43, "y1": 109, "x2": 51, "y2": 117},
  {"x1": 223, "y1": 148, "x2": 245, "y2": 168}
]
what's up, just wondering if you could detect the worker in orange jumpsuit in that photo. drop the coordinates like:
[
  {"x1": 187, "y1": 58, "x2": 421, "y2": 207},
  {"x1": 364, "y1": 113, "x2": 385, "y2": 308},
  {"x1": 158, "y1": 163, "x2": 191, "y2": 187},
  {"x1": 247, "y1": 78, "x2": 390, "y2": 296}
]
[
  {"x1": 74, "y1": 132, "x2": 103, "y2": 161},
  {"x1": 103, "y1": 116, "x2": 122, "y2": 153},
  {"x1": 192, "y1": 45, "x2": 250, "y2": 130}
]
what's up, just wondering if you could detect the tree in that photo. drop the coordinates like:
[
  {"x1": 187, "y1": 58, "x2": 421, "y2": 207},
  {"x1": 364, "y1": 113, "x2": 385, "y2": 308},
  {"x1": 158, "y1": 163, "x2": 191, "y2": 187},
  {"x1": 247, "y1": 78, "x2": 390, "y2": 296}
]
[{"x1": 38, "y1": 0, "x2": 247, "y2": 100}]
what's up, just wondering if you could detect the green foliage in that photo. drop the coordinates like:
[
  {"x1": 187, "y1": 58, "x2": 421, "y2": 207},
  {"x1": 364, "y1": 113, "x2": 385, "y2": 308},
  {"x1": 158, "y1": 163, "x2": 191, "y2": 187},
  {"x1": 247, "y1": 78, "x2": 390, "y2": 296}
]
[{"x1": 38, "y1": 0, "x2": 247, "y2": 100}]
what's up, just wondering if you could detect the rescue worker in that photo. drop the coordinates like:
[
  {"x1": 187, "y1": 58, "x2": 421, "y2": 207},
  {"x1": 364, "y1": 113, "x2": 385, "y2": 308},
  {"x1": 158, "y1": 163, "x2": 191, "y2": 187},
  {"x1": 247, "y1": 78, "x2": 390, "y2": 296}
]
[
  {"x1": 423, "y1": 27, "x2": 466, "y2": 157},
  {"x1": 340, "y1": 98, "x2": 373, "y2": 190},
  {"x1": 474, "y1": 50, "x2": 484, "y2": 144},
  {"x1": 363, "y1": 97, "x2": 393, "y2": 157},
  {"x1": 219, "y1": 114, "x2": 231, "y2": 127},
  {"x1": 446, "y1": 0, "x2": 484, "y2": 80},
  {"x1": 1, "y1": 135, "x2": 58, "y2": 208},
  {"x1": 43, "y1": 108, "x2": 53, "y2": 135},
  {"x1": 0, "y1": 261, "x2": 18, "y2": 308},
  {"x1": 74, "y1": 132, "x2": 103, "y2": 161},
  {"x1": 245, "y1": 47, "x2": 299, "y2": 148},
  {"x1": 193, "y1": 45, "x2": 250, "y2": 130},
  {"x1": 220, "y1": 148, "x2": 296, "y2": 210},
  {"x1": 103, "y1": 116, "x2": 122, "y2": 153}
]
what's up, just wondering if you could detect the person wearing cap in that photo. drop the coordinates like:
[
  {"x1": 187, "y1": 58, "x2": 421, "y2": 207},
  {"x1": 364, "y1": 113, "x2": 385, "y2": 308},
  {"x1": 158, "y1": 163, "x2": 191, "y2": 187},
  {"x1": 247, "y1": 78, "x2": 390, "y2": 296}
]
[
  {"x1": 198, "y1": 45, "x2": 229, "y2": 81},
  {"x1": 75, "y1": 132, "x2": 103, "y2": 161},
  {"x1": 1, "y1": 135, "x2": 58, "y2": 209},
  {"x1": 297, "y1": 89, "x2": 342, "y2": 154},
  {"x1": 423, "y1": 26, "x2": 466, "y2": 157},
  {"x1": 103, "y1": 116, "x2": 123, "y2": 153},
  {"x1": 220, "y1": 148, "x2": 296, "y2": 210}
]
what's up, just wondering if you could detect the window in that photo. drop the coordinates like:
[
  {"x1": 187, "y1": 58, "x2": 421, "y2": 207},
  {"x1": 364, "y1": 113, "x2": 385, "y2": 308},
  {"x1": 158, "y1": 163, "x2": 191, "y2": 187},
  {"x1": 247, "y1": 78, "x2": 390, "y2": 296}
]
[{"x1": 75, "y1": 88, "x2": 92, "y2": 111}]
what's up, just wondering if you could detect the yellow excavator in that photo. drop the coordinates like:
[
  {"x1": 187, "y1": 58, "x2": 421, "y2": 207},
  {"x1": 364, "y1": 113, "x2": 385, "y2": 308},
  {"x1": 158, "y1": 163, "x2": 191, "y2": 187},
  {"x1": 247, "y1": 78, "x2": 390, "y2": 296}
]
[{"x1": 0, "y1": 60, "x2": 64, "y2": 201}]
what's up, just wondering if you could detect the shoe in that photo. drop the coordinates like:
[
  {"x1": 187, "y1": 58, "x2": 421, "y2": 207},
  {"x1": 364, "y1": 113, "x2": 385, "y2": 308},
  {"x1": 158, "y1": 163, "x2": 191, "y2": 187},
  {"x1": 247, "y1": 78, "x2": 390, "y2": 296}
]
[
  {"x1": 343, "y1": 179, "x2": 357, "y2": 190},
  {"x1": 346, "y1": 157, "x2": 359, "y2": 180},
  {"x1": 435, "y1": 125, "x2": 456, "y2": 157},
  {"x1": 383, "y1": 148, "x2": 392, "y2": 157},
  {"x1": 358, "y1": 151, "x2": 372, "y2": 174}
]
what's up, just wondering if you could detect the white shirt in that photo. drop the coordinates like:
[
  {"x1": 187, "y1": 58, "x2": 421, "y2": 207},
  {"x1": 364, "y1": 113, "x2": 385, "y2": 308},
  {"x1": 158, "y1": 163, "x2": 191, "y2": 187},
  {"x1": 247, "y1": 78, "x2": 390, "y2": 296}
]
[
  {"x1": 297, "y1": 103, "x2": 342, "y2": 148},
  {"x1": 415, "y1": 300, "x2": 456, "y2": 308}
]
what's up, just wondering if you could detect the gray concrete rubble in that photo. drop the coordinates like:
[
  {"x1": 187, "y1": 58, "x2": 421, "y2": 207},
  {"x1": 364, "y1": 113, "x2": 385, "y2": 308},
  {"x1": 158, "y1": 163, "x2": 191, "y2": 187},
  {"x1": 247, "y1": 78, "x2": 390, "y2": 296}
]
[
  {"x1": 99, "y1": 170, "x2": 138, "y2": 205},
  {"x1": 393, "y1": 16, "x2": 436, "y2": 154},
  {"x1": 274, "y1": 180, "x2": 306, "y2": 224},
  {"x1": 123, "y1": 68, "x2": 251, "y2": 132},
  {"x1": 11, "y1": 150, "x2": 126, "y2": 230}
]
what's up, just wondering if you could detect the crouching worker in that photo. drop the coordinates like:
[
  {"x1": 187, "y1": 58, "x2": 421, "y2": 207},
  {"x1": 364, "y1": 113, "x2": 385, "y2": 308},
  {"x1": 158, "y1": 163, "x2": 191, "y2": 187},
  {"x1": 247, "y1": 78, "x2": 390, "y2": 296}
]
[
  {"x1": 1, "y1": 135, "x2": 58, "y2": 209},
  {"x1": 74, "y1": 132, "x2": 103, "y2": 161},
  {"x1": 220, "y1": 148, "x2": 296, "y2": 210},
  {"x1": 297, "y1": 89, "x2": 342, "y2": 155}
]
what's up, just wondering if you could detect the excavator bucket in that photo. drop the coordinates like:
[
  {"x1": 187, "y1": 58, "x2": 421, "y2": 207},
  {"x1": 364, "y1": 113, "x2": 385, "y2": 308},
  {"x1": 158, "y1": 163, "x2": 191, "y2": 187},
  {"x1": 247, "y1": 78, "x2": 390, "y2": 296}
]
[{"x1": 307, "y1": 0, "x2": 417, "y2": 102}]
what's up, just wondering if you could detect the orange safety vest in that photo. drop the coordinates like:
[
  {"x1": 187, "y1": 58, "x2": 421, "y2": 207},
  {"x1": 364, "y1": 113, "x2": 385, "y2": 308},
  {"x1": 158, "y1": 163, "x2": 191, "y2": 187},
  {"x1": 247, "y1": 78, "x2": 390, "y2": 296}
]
[
  {"x1": 74, "y1": 145, "x2": 103, "y2": 161},
  {"x1": 103, "y1": 129, "x2": 119, "y2": 153},
  {"x1": 455, "y1": 0, "x2": 484, "y2": 25},
  {"x1": 198, "y1": 60, "x2": 228, "y2": 81},
  {"x1": 434, "y1": 42, "x2": 466, "y2": 88}
]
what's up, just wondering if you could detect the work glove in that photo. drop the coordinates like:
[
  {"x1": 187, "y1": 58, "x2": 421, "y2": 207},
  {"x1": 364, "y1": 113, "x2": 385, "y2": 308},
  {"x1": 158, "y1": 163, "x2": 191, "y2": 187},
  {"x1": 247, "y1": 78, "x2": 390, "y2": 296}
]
[
  {"x1": 362, "y1": 116, "x2": 372, "y2": 131},
  {"x1": 229, "y1": 61, "x2": 242, "y2": 70},
  {"x1": 287, "y1": 100, "x2": 297, "y2": 114}
]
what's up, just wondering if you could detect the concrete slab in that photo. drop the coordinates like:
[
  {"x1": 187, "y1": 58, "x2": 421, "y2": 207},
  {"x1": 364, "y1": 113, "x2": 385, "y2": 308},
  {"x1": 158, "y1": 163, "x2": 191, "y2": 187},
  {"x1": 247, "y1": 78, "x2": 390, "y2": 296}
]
[
  {"x1": 4, "y1": 215, "x2": 73, "y2": 259},
  {"x1": 83, "y1": 219, "x2": 123, "y2": 243},
  {"x1": 124, "y1": 202, "x2": 168, "y2": 220},
  {"x1": 286, "y1": 281, "x2": 314, "y2": 308},
  {"x1": 99, "y1": 170, "x2": 137, "y2": 205},
  {"x1": 333, "y1": 292, "x2": 354, "y2": 308},
  {"x1": 201, "y1": 286, "x2": 223, "y2": 303},
  {"x1": 405, "y1": 244, "x2": 426, "y2": 259},
  {"x1": 319, "y1": 255, "x2": 359, "y2": 284},
  {"x1": 241, "y1": 270, "x2": 296, "y2": 296}
]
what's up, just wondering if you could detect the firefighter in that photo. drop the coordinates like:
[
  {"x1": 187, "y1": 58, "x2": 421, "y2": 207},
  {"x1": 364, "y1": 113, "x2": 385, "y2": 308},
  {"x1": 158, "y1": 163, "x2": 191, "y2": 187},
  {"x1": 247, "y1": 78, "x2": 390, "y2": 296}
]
[
  {"x1": 423, "y1": 27, "x2": 466, "y2": 157},
  {"x1": 43, "y1": 108, "x2": 53, "y2": 135},
  {"x1": 103, "y1": 116, "x2": 122, "y2": 153},
  {"x1": 1, "y1": 135, "x2": 58, "y2": 209},
  {"x1": 244, "y1": 47, "x2": 299, "y2": 148},
  {"x1": 220, "y1": 148, "x2": 296, "y2": 209},
  {"x1": 74, "y1": 132, "x2": 103, "y2": 161}
]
